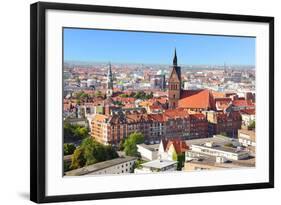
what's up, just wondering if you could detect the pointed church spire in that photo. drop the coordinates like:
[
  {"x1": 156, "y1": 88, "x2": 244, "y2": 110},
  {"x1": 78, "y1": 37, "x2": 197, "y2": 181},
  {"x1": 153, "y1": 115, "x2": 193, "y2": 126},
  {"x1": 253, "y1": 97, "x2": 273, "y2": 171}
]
[
  {"x1": 107, "y1": 62, "x2": 113, "y2": 97},
  {"x1": 108, "y1": 62, "x2": 112, "y2": 76},
  {"x1": 173, "y1": 48, "x2": 177, "y2": 66}
]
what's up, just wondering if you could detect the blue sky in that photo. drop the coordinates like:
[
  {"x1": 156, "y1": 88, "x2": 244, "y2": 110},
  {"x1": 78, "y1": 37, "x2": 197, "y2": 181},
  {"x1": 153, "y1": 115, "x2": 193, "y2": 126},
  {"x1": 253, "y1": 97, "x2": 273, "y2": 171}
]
[{"x1": 64, "y1": 28, "x2": 255, "y2": 66}]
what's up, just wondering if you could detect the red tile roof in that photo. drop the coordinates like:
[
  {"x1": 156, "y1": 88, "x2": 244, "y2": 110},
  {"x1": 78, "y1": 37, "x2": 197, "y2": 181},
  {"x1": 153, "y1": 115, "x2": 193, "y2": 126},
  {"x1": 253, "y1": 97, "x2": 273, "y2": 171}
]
[
  {"x1": 148, "y1": 97, "x2": 168, "y2": 105},
  {"x1": 189, "y1": 113, "x2": 206, "y2": 120},
  {"x1": 163, "y1": 108, "x2": 189, "y2": 119},
  {"x1": 215, "y1": 98, "x2": 232, "y2": 110},
  {"x1": 240, "y1": 109, "x2": 255, "y2": 115},
  {"x1": 215, "y1": 97, "x2": 232, "y2": 102},
  {"x1": 112, "y1": 97, "x2": 135, "y2": 104},
  {"x1": 149, "y1": 105, "x2": 162, "y2": 110},
  {"x1": 148, "y1": 114, "x2": 165, "y2": 122},
  {"x1": 232, "y1": 100, "x2": 255, "y2": 107},
  {"x1": 166, "y1": 139, "x2": 189, "y2": 154},
  {"x1": 216, "y1": 111, "x2": 241, "y2": 121},
  {"x1": 179, "y1": 89, "x2": 215, "y2": 110}
]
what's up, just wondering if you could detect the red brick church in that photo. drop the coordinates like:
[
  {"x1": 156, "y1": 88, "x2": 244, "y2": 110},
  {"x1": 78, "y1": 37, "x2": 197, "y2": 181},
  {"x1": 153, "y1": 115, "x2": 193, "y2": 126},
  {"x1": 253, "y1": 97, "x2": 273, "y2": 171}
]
[{"x1": 168, "y1": 49, "x2": 215, "y2": 111}]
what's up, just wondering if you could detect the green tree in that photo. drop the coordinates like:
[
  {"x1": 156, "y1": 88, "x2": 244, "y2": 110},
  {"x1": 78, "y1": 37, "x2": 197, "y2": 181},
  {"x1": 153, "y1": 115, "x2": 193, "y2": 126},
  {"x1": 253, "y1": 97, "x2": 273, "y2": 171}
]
[
  {"x1": 124, "y1": 132, "x2": 144, "y2": 157},
  {"x1": 70, "y1": 138, "x2": 118, "y2": 169},
  {"x1": 172, "y1": 150, "x2": 178, "y2": 161},
  {"x1": 64, "y1": 143, "x2": 76, "y2": 155},
  {"x1": 134, "y1": 159, "x2": 147, "y2": 169},
  {"x1": 95, "y1": 90, "x2": 103, "y2": 97},
  {"x1": 119, "y1": 94, "x2": 129, "y2": 98},
  {"x1": 64, "y1": 161, "x2": 71, "y2": 172},
  {"x1": 80, "y1": 138, "x2": 97, "y2": 165},
  {"x1": 177, "y1": 153, "x2": 185, "y2": 170},
  {"x1": 113, "y1": 101, "x2": 124, "y2": 106},
  {"x1": 74, "y1": 92, "x2": 90, "y2": 104},
  {"x1": 172, "y1": 151, "x2": 185, "y2": 170},
  {"x1": 64, "y1": 123, "x2": 89, "y2": 142},
  {"x1": 248, "y1": 120, "x2": 255, "y2": 130},
  {"x1": 70, "y1": 148, "x2": 86, "y2": 169},
  {"x1": 73, "y1": 127, "x2": 88, "y2": 139},
  {"x1": 147, "y1": 92, "x2": 153, "y2": 99},
  {"x1": 224, "y1": 143, "x2": 235, "y2": 148}
]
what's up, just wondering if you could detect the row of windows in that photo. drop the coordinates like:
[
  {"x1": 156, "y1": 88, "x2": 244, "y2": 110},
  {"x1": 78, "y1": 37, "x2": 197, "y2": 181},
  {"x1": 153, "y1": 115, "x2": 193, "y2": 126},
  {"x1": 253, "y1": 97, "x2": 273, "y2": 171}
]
[{"x1": 170, "y1": 84, "x2": 179, "y2": 90}]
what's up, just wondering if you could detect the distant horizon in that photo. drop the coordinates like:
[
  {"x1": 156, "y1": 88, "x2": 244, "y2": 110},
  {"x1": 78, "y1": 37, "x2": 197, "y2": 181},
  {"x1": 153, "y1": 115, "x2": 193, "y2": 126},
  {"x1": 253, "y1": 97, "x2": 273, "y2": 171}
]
[
  {"x1": 64, "y1": 28, "x2": 256, "y2": 66},
  {"x1": 64, "y1": 60, "x2": 255, "y2": 68}
]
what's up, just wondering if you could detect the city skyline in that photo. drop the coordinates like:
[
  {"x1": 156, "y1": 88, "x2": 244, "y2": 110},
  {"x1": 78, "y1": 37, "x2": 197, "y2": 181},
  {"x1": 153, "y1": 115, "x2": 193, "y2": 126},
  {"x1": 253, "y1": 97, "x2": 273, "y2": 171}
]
[
  {"x1": 63, "y1": 47, "x2": 256, "y2": 176},
  {"x1": 64, "y1": 28, "x2": 256, "y2": 66}
]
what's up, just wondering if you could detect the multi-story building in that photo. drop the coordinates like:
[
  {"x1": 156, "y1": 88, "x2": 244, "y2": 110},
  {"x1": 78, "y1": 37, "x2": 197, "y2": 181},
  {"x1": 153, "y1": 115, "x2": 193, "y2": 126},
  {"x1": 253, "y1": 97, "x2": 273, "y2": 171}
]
[
  {"x1": 91, "y1": 109, "x2": 156, "y2": 145},
  {"x1": 232, "y1": 99, "x2": 255, "y2": 111},
  {"x1": 65, "y1": 156, "x2": 137, "y2": 176},
  {"x1": 137, "y1": 144, "x2": 159, "y2": 161},
  {"x1": 91, "y1": 108, "x2": 208, "y2": 145},
  {"x1": 205, "y1": 110, "x2": 242, "y2": 137},
  {"x1": 184, "y1": 155, "x2": 253, "y2": 171},
  {"x1": 163, "y1": 109, "x2": 191, "y2": 139},
  {"x1": 189, "y1": 142, "x2": 249, "y2": 161},
  {"x1": 90, "y1": 114, "x2": 110, "y2": 144},
  {"x1": 89, "y1": 49, "x2": 250, "y2": 146},
  {"x1": 189, "y1": 113, "x2": 209, "y2": 139},
  {"x1": 150, "y1": 74, "x2": 166, "y2": 90},
  {"x1": 238, "y1": 129, "x2": 256, "y2": 147},
  {"x1": 240, "y1": 109, "x2": 255, "y2": 127}
]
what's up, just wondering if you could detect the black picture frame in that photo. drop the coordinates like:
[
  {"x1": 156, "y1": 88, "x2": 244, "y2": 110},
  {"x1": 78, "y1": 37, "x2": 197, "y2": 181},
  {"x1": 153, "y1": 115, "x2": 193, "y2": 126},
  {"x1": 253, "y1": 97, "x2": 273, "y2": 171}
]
[{"x1": 30, "y1": 1, "x2": 274, "y2": 203}]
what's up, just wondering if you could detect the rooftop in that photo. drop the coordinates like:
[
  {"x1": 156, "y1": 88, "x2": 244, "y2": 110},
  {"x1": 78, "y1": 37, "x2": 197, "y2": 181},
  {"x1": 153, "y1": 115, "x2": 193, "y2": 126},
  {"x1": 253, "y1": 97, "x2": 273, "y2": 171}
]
[
  {"x1": 179, "y1": 89, "x2": 215, "y2": 110},
  {"x1": 232, "y1": 99, "x2": 255, "y2": 107},
  {"x1": 240, "y1": 109, "x2": 255, "y2": 115},
  {"x1": 191, "y1": 143, "x2": 248, "y2": 155},
  {"x1": 137, "y1": 143, "x2": 159, "y2": 152},
  {"x1": 142, "y1": 159, "x2": 177, "y2": 169},
  {"x1": 165, "y1": 140, "x2": 189, "y2": 154},
  {"x1": 93, "y1": 114, "x2": 108, "y2": 122},
  {"x1": 186, "y1": 151, "x2": 255, "y2": 168},
  {"x1": 65, "y1": 156, "x2": 137, "y2": 176}
]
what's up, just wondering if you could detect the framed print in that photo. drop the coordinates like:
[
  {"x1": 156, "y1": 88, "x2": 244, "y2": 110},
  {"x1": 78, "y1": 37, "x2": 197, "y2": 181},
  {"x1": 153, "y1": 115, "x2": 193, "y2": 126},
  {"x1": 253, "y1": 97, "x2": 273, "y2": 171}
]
[{"x1": 30, "y1": 1, "x2": 274, "y2": 203}]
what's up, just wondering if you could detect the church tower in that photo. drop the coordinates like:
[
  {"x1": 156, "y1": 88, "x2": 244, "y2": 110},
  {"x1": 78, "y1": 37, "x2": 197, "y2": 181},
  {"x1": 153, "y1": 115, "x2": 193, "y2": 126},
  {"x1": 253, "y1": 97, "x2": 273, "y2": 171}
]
[
  {"x1": 106, "y1": 63, "x2": 113, "y2": 97},
  {"x1": 168, "y1": 49, "x2": 181, "y2": 108}
]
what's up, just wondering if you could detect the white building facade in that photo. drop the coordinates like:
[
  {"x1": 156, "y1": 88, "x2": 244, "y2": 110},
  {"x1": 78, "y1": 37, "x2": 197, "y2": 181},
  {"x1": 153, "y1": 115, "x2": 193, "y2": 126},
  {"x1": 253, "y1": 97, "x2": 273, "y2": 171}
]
[
  {"x1": 190, "y1": 144, "x2": 249, "y2": 160},
  {"x1": 137, "y1": 144, "x2": 158, "y2": 161}
]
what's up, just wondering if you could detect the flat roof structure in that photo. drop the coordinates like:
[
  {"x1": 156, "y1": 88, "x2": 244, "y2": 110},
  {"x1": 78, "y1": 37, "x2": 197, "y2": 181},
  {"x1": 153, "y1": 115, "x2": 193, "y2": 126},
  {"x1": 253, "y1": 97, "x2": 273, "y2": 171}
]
[
  {"x1": 65, "y1": 156, "x2": 137, "y2": 176},
  {"x1": 137, "y1": 143, "x2": 159, "y2": 152},
  {"x1": 141, "y1": 159, "x2": 177, "y2": 169},
  {"x1": 186, "y1": 150, "x2": 255, "y2": 168}
]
